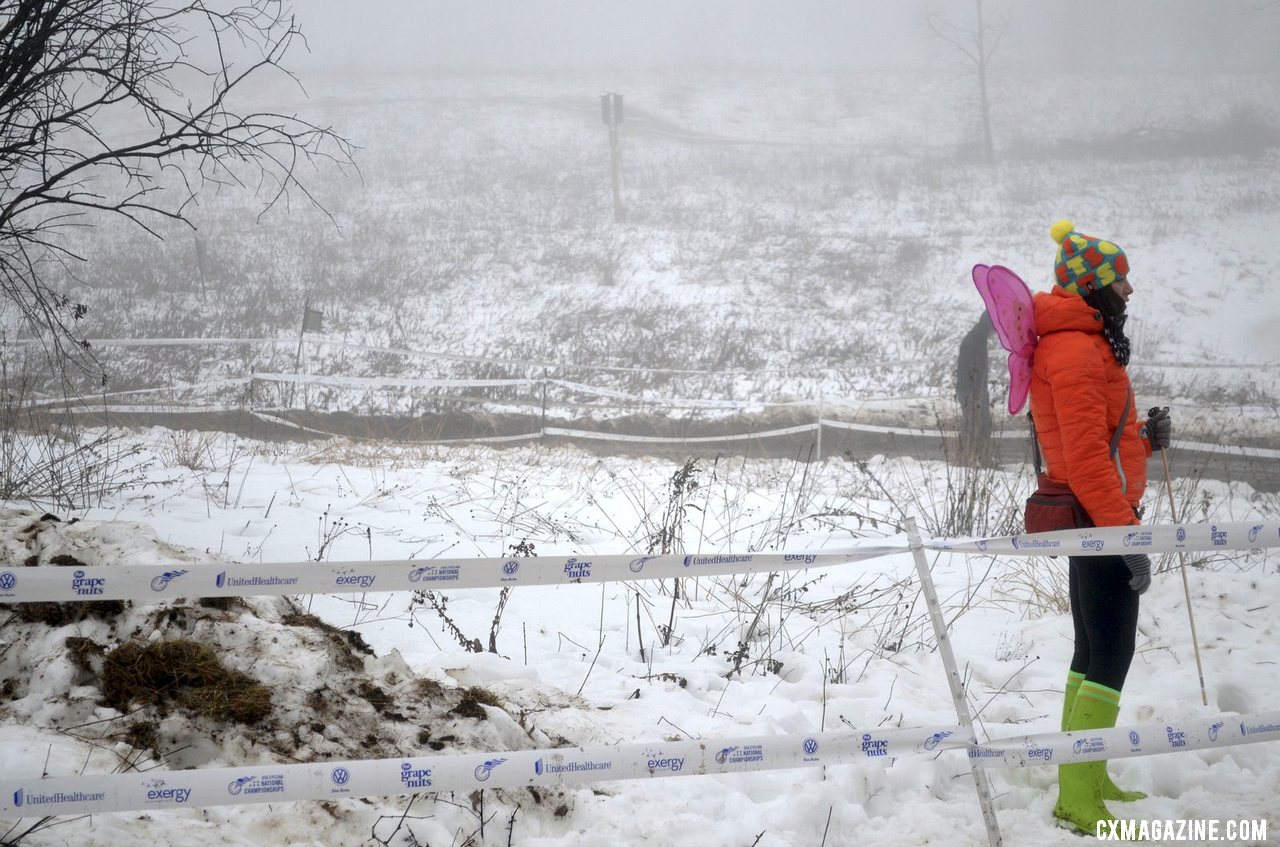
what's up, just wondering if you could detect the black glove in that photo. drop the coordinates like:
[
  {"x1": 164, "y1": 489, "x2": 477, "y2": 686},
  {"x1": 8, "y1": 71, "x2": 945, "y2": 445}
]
[
  {"x1": 1142, "y1": 406, "x2": 1172, "y2": 450},
  {"x1": 1122, "y1": 554, "x2": 1151, "y2": 595}
]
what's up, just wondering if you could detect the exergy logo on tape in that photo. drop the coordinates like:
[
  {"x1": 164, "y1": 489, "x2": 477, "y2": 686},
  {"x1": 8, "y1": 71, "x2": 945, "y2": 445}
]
[
  {"x1": 4, "y1": 716, "x2": 1277, "y2": 818},
  {"x1": 6, "y1": 522, "x2": 1276, "y2": 605}
]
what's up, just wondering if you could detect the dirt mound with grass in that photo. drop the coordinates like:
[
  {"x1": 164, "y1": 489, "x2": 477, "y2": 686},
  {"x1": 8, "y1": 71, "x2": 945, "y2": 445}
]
[{"x1": 0, "y1": 508, "x2": 577, "y2": 837}]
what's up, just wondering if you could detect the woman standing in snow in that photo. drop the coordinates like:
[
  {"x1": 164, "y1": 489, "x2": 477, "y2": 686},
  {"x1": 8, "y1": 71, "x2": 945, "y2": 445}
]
[{"x1": 1028, "y1": 219, "x2": 1171, "y2": 833}]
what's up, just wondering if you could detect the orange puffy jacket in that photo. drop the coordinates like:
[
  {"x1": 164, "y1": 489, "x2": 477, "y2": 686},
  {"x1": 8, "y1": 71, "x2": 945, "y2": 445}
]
[{"x1": 1029, "y1": 287, "x2": 1151, "y2": 527}]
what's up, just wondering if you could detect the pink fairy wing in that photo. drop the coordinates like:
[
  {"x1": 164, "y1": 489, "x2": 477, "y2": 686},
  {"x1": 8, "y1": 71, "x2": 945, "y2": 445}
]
[{"x1": 971, "y1": 263, "x2": 1037, "y2": 415}]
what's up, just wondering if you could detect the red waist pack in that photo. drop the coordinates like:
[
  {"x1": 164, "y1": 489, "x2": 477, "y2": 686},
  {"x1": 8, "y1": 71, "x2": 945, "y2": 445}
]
[{"x1": 1024, "y1": 474, "x2": 1093, "y2": 534}]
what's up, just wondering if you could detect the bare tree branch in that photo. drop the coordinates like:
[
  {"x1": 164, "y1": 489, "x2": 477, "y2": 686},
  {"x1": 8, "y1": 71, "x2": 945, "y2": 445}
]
[{"x1": 0, "y1": 0, "x2": 356, "y2": 377}]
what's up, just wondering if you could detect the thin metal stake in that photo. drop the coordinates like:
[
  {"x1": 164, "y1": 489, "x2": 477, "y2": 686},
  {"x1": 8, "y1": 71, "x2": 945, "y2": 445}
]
[
  {"x1": 905, "y1": 517, "x2": 1003, "y2": 847},
  {"x1": 1160, "y1": 448, "x2": 1209, "y2": 706}
]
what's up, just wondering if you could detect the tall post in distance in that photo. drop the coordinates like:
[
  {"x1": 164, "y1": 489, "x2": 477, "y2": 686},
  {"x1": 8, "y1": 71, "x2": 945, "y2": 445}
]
[{"x1": 601, "y1": 93, "x2": 625, "y2": 223}]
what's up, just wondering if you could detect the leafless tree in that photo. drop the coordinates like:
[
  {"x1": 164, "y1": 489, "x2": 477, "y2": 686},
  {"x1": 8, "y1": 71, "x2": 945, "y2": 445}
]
[
  {"x1": 925, "y1": 0, "x2": 1006, "y2": 164},
  {"x1": 0, "y1": 0, "x2": 355, "y2": 376}
]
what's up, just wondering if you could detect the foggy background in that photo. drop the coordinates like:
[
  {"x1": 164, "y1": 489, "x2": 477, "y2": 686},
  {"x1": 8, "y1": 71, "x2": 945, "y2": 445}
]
[{"x1": 290, "y1": 0, "x2": 1280, "y2": 73}]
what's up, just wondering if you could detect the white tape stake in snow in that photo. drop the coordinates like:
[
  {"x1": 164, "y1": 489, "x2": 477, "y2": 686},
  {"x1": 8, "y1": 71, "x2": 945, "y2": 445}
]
[
  {"x1": 0, "y1": 546, "x2": 905, "y2": 604},
  {"x1": 928, "y1": 520, "x2": 1280, "y2": 558},
  {"x1": 0, "y1": 725, "x2": 963, "y2": 817},
  {"x1": 968, "y1": 711, "x2": 1280, "y2": 769}
]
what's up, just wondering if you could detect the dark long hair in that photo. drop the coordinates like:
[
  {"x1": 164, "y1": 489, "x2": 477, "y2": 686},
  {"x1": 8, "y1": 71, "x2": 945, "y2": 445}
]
[{"x1": 1084, "y1": 285, "x2": 1130, "y2": 366}]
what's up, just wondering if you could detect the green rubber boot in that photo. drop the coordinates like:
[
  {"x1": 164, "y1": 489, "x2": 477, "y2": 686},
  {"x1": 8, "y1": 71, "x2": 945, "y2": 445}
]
[
  {"x1": 1054, "y1": 680, "x2": 1124, "y2": 834},
  {"x1": 1062, "y1": 672, "x2": 1146, "y2": 802}
]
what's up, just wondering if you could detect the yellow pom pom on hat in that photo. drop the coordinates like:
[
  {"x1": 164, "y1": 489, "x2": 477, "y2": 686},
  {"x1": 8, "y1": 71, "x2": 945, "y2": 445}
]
[{"x1": 1050, "y1": 218, "x2": 1129, "y2": 296}]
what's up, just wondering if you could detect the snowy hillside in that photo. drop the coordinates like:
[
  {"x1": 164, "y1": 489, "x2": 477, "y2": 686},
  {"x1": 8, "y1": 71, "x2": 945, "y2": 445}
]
[{"x1": 2, "y1": 432, "x2": 1278, "y2": 845}]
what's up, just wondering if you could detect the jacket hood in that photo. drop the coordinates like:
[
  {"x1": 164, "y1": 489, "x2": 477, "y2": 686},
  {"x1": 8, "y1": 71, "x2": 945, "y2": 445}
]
[{"x1": 1034, "y1": 286, "x2": 1104, "y2": 338}]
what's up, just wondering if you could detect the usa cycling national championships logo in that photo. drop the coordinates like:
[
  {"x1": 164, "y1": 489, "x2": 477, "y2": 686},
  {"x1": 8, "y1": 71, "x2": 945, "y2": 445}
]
[
  {"x1": 474, "y1": 758, "x2": 508, "y2": 782},
  {"x1": 628, "y1": 557, "x2": 655, "y2": 574},
  {"x1": 150, "y1": 569, "x2": 189, "y2": 592},
  {"x1": 923, "y1": 730, "x2": 954, "y2": 751}
]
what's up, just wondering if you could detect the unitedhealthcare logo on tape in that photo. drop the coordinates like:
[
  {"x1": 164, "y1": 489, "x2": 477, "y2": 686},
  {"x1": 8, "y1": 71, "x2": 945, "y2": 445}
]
[
  {"x1": 682, "y1": 554, "x2": 752, "y2": 569},
  {"x1": 12, "y1": 786, "x2": 106, "y2": 808},
  {"x1": 1240, "y1": 720, "x2": 1280, "y2": 737},
  {"x1": 150, "y1": 570, "x2": 189, "y2": 592},
  {"x1": 473, "y1": 758, "x2": 508, "y2": 782},
  {"x1": 534, "y1": 755, "x2": 613, "y2": 776},
  {"x1": 215, "y1": 571, "x2": 300, "y2": 589},
  {"x1": 643, "y1": 749, "x2": 685, "y2": 773}
]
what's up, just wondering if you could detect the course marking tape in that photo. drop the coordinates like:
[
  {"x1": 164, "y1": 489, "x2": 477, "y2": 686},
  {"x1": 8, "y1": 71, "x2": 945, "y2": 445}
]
[
  {"x1": 0, "y1": 547, "x2": 902, "y2": 604},
  {"x1": 3, "y1": 522, "x2": 1277, "y2": 604},
  {"x1": 2, "y1": 711, "x2": 1277, "y2": 818},
  {"x1": 929, "y1": 520, "x2": 1280, "y2": 558},
  {"x1": 969, "y1": 712, "x2": 1280, "y2": 769},
  {"x1": 0, "y1": 724, "x2": 961, "y2": 817}
]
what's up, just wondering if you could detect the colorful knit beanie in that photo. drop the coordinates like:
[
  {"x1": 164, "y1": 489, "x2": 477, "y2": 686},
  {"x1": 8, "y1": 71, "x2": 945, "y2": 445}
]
[{"x1": 1050, "y1": 219, "x2": 1129, "y2": 296}]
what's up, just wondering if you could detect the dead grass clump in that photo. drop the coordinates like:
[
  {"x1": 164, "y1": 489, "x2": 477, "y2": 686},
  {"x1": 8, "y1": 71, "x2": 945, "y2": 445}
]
[
  {"x1": 102, "y1": 639, "x2": 273, "y2": 725},
  {"x1": 358, "y1": 681, "x2": 392, "y2": 713},
  {"x1": 414, "y1": 678, "x2": 447, "y2": 700},
  {"x1": 198, "y1": 595, "x2": 246, "y2": 613},
  {"x1": 13, "y1": 599, "x2": 126, "y2": 627},
  {"x1": 449, "y1": 685, "x2": 502, "y2": 720},
  {"x1": 65, "y1": 636, "x2": 106, "y2": 675},
  {"x1": 281, "y1": 610, "x2": 374, "y2": 670},
  {"x1": 121, "y1": 720, "x2": 159, "y2": 753}
]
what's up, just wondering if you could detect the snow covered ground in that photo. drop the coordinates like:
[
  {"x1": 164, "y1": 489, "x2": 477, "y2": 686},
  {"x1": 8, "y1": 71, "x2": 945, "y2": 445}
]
[{"x1": 2, "y1": 431, "x2": 1278, "y2": 845}]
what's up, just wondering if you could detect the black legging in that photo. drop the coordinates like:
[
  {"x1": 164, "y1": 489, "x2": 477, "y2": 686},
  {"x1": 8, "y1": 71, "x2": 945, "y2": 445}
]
[{"x1": 1068, "y1": 555, "x2": 1139, "y2": 692}]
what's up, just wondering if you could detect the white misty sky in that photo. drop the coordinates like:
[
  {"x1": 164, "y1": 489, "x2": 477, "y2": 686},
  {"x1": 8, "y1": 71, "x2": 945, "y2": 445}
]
[{"x1": 288, "y1": 0, "x2": 1280, "y2": 72}]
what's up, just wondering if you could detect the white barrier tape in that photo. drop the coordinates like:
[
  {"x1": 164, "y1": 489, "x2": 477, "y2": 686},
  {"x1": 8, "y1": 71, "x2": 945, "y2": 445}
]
[
  {"x1": 251, "y1": 373, "x2": 533, "y2": 390},
  {"x1": 4, "y1": 711, "x2": 1277, "y2": 818},
  {"x1": 969, "y1": 711, "x2": 1280, "y2": 769},
  {"x1": 0, "y1": 724, "x2": 963, "y2": 817},
  {"x1": 0, "y1": 547, "x2": 903, "y2": 604},
  {"x1": 542, "y1": 423, "x2": 820, "y2": 444},
  {"x1": 1175, "y1": 439, "x2": 1280, "y2": 461},
  {"x1": 546, "y1": 379, "x2": 817, "y2": 411},
  {"x1": 928, "y1": 520, "x2": 1280, "y2": 558},
  {"x1": 5, "y1": 521, "x2": 1278, "y2": 604},
  {"x1": 27, "y1": 379, "x2": 254, "y2": 409}
]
